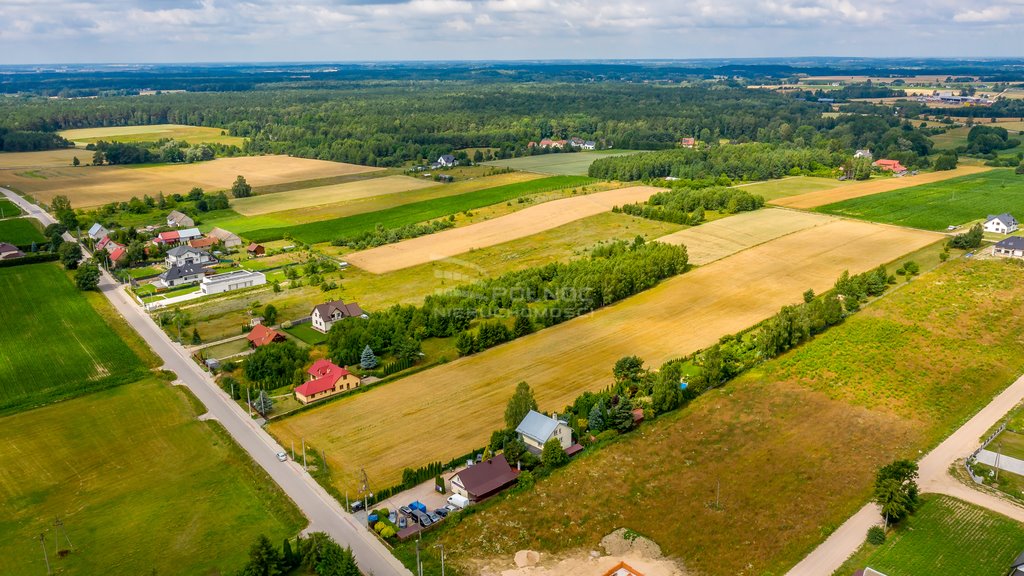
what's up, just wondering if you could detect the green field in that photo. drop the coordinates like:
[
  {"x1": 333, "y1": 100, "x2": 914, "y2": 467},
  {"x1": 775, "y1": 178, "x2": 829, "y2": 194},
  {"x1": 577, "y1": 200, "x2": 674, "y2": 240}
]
[
  {"x1": 738, "y1": 176, "x2": 851, "y2": 201},
  {"x1": 0, "y1": 199, "x2": 23, "y2": 219},
  {"x1": 835, "y1": 496, "x2": 1024, "y2": 576},
  {"x1": 0, "y1": 218, "x2": 46, "y2": 244},
  {"x1": 244, "y1": 175, "x2": 595, "y2": 244},
  {"x1": 284, "y1": 322, "x2": 328, "y2": 345},
  {"x1": 58, "y1": 123, "x2": 245, "y2": 147},
  {"x1": 482, "y1": 150, "x2": 642, "y2": 175},
  {"x1": 0, "y1": 377, "x2": 304, "y2": 576},
  {"x1": 0, "y1": 263, "x2": 147, "y2": 415},
  {"x1": 818, "y1": 169, "x2": 1024, "y2": 231}
]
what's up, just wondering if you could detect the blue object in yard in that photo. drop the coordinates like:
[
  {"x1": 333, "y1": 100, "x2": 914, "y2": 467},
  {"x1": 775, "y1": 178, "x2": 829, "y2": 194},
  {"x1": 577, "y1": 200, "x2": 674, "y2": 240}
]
[
  {"x1": 410, "y1": 501, "x2": 427, "y2": 513},
  {"x1": 679, "y1": 380, "x2": 688, "y2": 390},
  {"x1": 965, "y1": 252, "x2": 974, "y2": 258},
  {"x1": 367, "y1": 513, "x2": 379, "y2": 523}
]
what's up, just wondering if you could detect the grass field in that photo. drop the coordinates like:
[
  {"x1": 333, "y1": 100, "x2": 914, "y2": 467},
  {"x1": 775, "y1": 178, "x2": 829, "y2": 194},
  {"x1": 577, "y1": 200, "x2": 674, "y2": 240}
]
[
  {"x1": 268, "y1": 219, "x2": 939, "y2": 490},
  {"x1": 0, "y1": 198, "x2": 23, "y2": 218},
  {"x1": 482, "y1": 150, "x2": 642, "y2": 175},
  {"x1": 656, "y1": 208, "x2": 834, "y2": 265},
  {"x1": 202, "y1": 171, "x2": 544, "y2": 234},
  {"x1": 4, "y1": 155, "x2": 377, "y2": 208},
  {"x1": 818, "y1": 169, "x2": 1024, "y2": 231},
  {"x1": 835, "y1": 496, "x2": 1024, "y2": 576},
  {"x1": 59, "y1": 123, "x2": 246, "y2": 147},
  {"x1": 769, "y1": 165, "x2": 991, "y2": 209},
  {"x1": 244, "y1": 175, "x2": 596, "y2": 244},
  {"x1": 409, "y1": 258, "x2": 1024, "y2": 576},
  {"x1": 284, "y1": 323, "x2": 328, "y2": 345},
  {"x1": 230, "y1": 174, "x2": 429, "y2": 216},
  {"x1": 0, "y1": 377, "x2": 305, "y2": 576},
  {"x1": 738, "y1": 176, "x2": 852, "y2": 201},
  {"x1": 0, "y1": 263, "x2": 147, "y2": 415},
  {"x1": 0, "y1": 218, "x2": 45, "y2": 245},
  {"x1": 0, "y1": 149, "x2": 82, "y2": 169},
  {"x1": 346, "y1": 185, "x2": 661, "y2": 274}
]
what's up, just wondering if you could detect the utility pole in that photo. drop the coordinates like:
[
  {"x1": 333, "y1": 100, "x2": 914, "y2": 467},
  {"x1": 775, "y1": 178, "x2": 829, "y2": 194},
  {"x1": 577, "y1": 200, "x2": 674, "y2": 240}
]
[
  {"x1": 436, "y1": 543, "x2": 446, "y2": 576},
  {"x1": 247, "y1": 388, "x2": 253, "y2": 417},
  {"x1": 54, "y1": 517, "x2": 72, "y2": 554},
  {"x1": 996, "y1": 442, "x2": 1002, "y2": 483},
  {"x1": 291, "y1": 440, "x2": 295, "y2": 461},
  {"x1": 39, "y1": 533, "x2": 51, "y2": 575},
  {"x1": 415, "y1": 540, "x2": 421, "y2": 576},
  {"x1": 302, "y1": 438, "x2": 307, "y2": 470}
]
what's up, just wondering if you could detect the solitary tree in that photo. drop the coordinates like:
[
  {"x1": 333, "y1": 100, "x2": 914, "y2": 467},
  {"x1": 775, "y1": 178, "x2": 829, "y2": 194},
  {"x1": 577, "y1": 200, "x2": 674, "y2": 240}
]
[
  {"x1": 231, "y1": 175, "x2": 253, "y2": 198},
  {"x1": 72, "y1": 156, "x2": 80, "y2": 167},
  {"x1": 191, "y1": 328, "x2": 201, "y2": 345},
  {"x1": 873, "y1": 459, "x2": 919, "y2": 528},
  {"x1": 57, "y1": 241, "x2": 82, "y2": 270},
  {"x1": 263, "y1": 304, "x2": 278, "y2": 325},
  {"x1": 541, "y1": 437, "x2": 569, "y2": 469},
  {"x1": 74, "y1": 263, "x2": 100, "y2": 291},
  {"x1": 359, "y1": 345, "x2": 378, "y2": 369},
  {"x1": 504, "y1": 381, "x2": 538, "y2": 429},
  {"x1": 253, "y1": 390, "x2": 274, "y2": 415}
]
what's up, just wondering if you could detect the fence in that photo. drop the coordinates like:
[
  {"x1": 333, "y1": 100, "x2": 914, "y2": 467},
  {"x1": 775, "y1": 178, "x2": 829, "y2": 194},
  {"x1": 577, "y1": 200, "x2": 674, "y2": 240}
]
[{"x1": 966, "y1": 420, "x2": 1008, "y2": 484}]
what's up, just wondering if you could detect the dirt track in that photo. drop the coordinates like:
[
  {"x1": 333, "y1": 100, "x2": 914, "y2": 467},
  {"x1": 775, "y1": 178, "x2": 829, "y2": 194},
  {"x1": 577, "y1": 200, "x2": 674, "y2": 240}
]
[
  {"x1": 769, "y1": 166, "x2": 991, "y2": 209},
  {"x1": 345, "y1": 186, "x2": 662, "y2": 274}
]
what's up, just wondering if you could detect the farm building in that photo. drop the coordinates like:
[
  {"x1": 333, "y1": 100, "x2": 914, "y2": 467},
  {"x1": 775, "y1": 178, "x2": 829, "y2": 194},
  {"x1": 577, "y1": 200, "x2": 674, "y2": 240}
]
[
  {"x1": 311, "y1": 299, "x2": 367, "y2": 333},
  {"x1": 985, "y1": 213, "x2": 1019, "y2": 235},
  {"x1": 189, "y1": 236, "x2": 219, "y2": 250},
  {"x1": 247, "y1": 243, "x2": 265, "y2": 257},
  {"x1": 992, "y1": 236, "x2": 1024, "y2": 259},
  {"x1": 515, "y1": 410, "x2": 573, "y2": 454},
  {"x1": 208, "y1": 227, "x2": 243, "y2": 248},
  {"x1": 87, "y1": 223, "x2": 108, "y2": 241},
  {"x1": 165, "y1": 245, "x2": 215, "y2": 267},
  {"x1": 293, "y1": 359, "x2": 362, "y2": 404},
  {"x1": 200, "y1": 269, "x2": 266, "y2": 295},
  {"x1": 166, "y1": 210, "x2": 195, "y2": 228},
  {"x1": 154, "y1": 228, "x2": 202, "y2": 246},
  {"x1": 872, "y1": 159, "x2": 907, "y2": 173},
  {"x1": 246, "y1": 324, "x2": 286, "y2": 348},
  {"x1": 680, "y1": 137, "x2": 696, "y2": 148},
  {"x1": 158, "y1": 263, "x2": 208, "y2": 288},
  {"x1": 0, "y1": 242, "x2": 24, "y2": 260},
  {"x1": 449, "y1": 455, "x2": 519, "y2": 502}
]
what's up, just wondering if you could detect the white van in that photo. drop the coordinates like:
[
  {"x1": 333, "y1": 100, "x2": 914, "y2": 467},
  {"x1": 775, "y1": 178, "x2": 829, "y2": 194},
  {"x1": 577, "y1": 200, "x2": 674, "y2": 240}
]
[{"x1": 446, "y1": 494, "x2": 470, "y2": 510}]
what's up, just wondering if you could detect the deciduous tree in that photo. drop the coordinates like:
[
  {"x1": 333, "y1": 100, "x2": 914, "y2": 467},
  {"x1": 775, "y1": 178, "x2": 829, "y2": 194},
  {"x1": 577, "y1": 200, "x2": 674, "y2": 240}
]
[{"x1": 504, "y1": 381, "x2": 538, "y2": 429}]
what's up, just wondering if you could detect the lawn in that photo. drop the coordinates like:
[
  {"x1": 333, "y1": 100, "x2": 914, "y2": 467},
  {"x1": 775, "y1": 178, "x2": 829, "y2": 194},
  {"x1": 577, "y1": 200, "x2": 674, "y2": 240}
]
[
  {"x1": 737, "y1": 176, "x2": 851, "y2": 201},
  {"x1": 482, "y1": 150, "x2": 642, "y2": 175},
  {"x1": 267, "y1": 219, "x2": 938, "y2": 491},
  {"x1": 404, "y1": 258, "x2": 1024, "y2": 576},
  {"x1": 284, "y1": 322, "x2": 328, "y2": 345},
  {"x1": 0, "y1": 198, "x2": 24, "y2": 218},
  {"x1": 834, "y1": 496, "x2": 1024, "y2": 576},
  {"x1": 244, "y1": 175, "x2": 596, "y2": 244},
  {"x1": 58, "y1": 123, "x2": 247, "y2": 147},
  {"x1": 817, "y1": 169, "x2": 1024, "y2": 231},
  {"x1": 0, "y1": 217, "x2": 45, "y2": 244},
  {"x1": 0, "y1": 263, "x2": 148, "y2": 415},
  {"x1": 0, "y1": 377, "x2": 305, "y2": 576}
]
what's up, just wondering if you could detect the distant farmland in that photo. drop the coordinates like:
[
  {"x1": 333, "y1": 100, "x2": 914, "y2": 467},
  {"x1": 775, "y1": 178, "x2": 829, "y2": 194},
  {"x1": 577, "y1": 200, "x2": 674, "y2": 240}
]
[
  {"x1": 817, "y1": 169, "x2": 1023, "y2": 230},
  {"x1": 483, "y1": 150, "x2": 641, "y2": 175},
  {"x1": 230, "y1": 174, "x2": 432, "y2": 216},
  {"x1": 59, "y1": 124, "x2": 246, "y2": 147}
]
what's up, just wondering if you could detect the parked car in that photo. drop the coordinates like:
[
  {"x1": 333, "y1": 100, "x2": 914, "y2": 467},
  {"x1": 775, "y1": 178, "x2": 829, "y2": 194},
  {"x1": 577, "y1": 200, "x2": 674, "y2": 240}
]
[
  {"x1": 276, "y1": 452, "x2": 288, "y2": 462},
  {"x1": 427, "y1": 512, "x2": 441, "y2": 524},
  {"x1": 388, "y1": 511, "x2": 397, "y2": 524},
  {"x1": 350, "y1": 500, "x2": 364, "y2": 512},
  {"x1": 434, "y1": 508, "x2": 448, "y2": 518},
  {"x1": 413, "y1": 510, "x2": 432, "y2": 527},
  {"x1": 399, "y1": 516, "x2": 407, "y2": 529},
  {"x1": 447, "y1": 494, "x2": 470, "y2": 509},
  {"x1": 399, "y1": 505, "x2": 412, "y2": 516},
  {"x1": 444, "y1": 503, "x2": 458, "y2": 513}
]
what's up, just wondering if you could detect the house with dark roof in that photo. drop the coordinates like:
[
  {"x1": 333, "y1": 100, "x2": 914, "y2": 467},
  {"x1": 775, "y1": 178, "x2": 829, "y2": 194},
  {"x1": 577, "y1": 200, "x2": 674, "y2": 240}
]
[
  {"x1": 582, "y1": 140, "x2": 597, "y2": 150},
  {"x1": 449, "y1": 455, "x2": 519, "y2": 502},
  {"x1": 993, "y1": 236, "x2": 1024, "y2": 259},
  {"x1": 246, "y1": 324, "x2": 286, "y2": 348},
  {"x1": 166, "y1": 210, "x2": 195, "y2": 228},
  {"x1": 311, "y1": 299, "x2": 367, "y2": 333},
  {"x1": 515, "y1": 410, "x2": 573, "y2": 455},
  {"x1": 985, "y1": 213, "x2": 1019, "y2": 235},
  {"x1": 165, "y1": 245, "x2": 215, "y2": 267},
  {"x1": 158, "y1": 262, "x2": 208, "y2": 288},
  {"x1": 1007, "y1": 549, "x2": 1024, "y2": 575},
  {"x1": 0, "y1": 242, "x2": 24, "y2": 260},
  {"x1": 294, "y1": 359, "x2": 362, "y2": 404},
  {"x1": 437, "y1": 154, "x2": 457, "y2": 168}
]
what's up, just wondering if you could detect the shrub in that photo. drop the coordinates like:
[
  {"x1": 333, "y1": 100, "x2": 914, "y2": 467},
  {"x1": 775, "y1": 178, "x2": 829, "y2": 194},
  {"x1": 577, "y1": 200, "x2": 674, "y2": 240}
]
[
  {"x1": 867, "y1": 525, "x2": 886, "y2": 545},
  {"x1": 594, "y1": 429, "x2": 620, "y2": 443}
]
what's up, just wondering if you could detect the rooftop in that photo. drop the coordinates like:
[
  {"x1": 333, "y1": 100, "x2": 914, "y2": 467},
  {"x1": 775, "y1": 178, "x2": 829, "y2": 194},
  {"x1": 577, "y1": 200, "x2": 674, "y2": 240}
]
[{"x1": 515, "y1": 410, "x2": 564, "y2": 444}]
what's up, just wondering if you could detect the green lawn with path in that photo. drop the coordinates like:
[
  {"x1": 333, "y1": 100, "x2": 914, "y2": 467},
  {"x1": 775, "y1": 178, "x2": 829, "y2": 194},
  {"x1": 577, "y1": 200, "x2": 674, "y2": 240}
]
[
  {"x1": 0, "y1": 199, "x2": 23, "y2": 219},
  {"x1": 0, "y1": 217, "x2": 46, "y2": 244}
]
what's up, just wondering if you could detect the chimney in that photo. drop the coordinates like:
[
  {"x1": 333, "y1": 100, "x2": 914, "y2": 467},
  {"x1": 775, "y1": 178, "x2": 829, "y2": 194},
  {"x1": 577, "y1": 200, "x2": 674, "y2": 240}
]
[{"x1": 553, "y1": 412, "x2": 559, "y2": 422}]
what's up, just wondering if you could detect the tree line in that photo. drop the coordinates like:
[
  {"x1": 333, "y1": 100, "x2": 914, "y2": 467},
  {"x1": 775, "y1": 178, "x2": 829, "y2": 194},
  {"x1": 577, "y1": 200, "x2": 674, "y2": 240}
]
[
  {"x1": 0, "y1": 127, "x2": 71, "y2": 151},
  {"x1": 614, "y1": 186, "x2": 765, "y2": 224}
]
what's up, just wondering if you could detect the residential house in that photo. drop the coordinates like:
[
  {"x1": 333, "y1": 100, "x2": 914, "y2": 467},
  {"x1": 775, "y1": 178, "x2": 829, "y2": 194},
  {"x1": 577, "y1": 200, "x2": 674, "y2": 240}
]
[
  {"x1": 449, "y1": 455, "x2": 519, "y2": 502},
  {"x1": 310, "y1": 299, "x2": 367, "y2": 333},
  {"x1": 0, "y1": 242, "x2": 24, "y2": 260},
  {"x1": 992, "y1": 236, "x2": 1024, "y2": 259},
  {"x1": 582, "y1": 140, "x2": 597, "y2": 150},
  {"x1": 208, "y1": 227, "x2": 243, "y2": 248},
  {"x1": 293, "y1": 359, "x2": 362, "y2": 404},
  {"x1": 201, "y1": 269, "x2": 266, "y2": 295},
  {"x1": 189, "y1": 236, "x2": 219, "y2": 250},
  {"x1": 515, "y1": 410, "x2": 573, "y2": 455},
  {"x1": 158, "y1": 262, "x2": 208, "y2": 288},
  {"x1": 1006, "y1": 549, "x2": 1024, "y2": 576},
  {"x1": 246, "y1": 324, "x2": 286, "y2": 348},
  {"x1": 854, "y1": 149, "x2": 873, "y2": 159},
  {"x1": 96, "y1": 236, "x2": 114, "y2": 252},
  {"x1": 108, "y1": 246, "x2": 128, "y2": 268},
  {"x1": 153, "y1": 228, "x2": 202, "y2": 246},
  {"x1": 569, "y1": 137, "x2": 585, "y2": 147},
  {"x1": 437, "y1": 154, "x2": 458, "y2": 168},
  {"x1": 87, "y1": 223, "x2": 109, "y2": 241},
  {"x1": 985, "y1": 213, "x2": 1019, "y2": 235},
  {"x1": 680, "y1": 137, "x2": 696, "y2": 148},
  {"x1": 872, "y1": 159, "x2": 907, "y2": 173},
  {"x1": 538, "y1": 138, "x2": 567, "y2": 149},
  {"x1": 602, "y1": 561, "x2": 645, "y2": 576},
  {"x1": 247, "y1": 243, "x2": 266, "y2": 257},
  {"x1": 165, "y1": 245, "x2": 216, "y2": 267},
  {"x1": 166, "y1": 210, "x2": 195, "y2": 228}
]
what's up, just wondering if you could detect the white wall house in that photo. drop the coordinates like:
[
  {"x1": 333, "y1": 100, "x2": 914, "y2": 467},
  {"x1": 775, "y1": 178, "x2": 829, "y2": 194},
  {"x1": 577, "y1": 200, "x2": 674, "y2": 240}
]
[
  {"x1": 200, "y1": 270, "x2": 266, "y2": 295},
  {"x1": 437, "y1": 154, "x2": 457, "y2": 167},
  {"x1": 515, "y1": 410, "x2": 573, "y2": 455},
  {"x1": 165, "y1": 245, "x2": 216, "y2": 267},
  {"x1": 992, "y1": 236, "x2": 1024, "y2": 259},
  {"x1": 984, "y1": 213, "x2": 1019, "y2": 235},
  {"x1": 310, "y1": 300, "x2": 367, "y2": 333},
  {"x1": 158, "y1": 263, "x2": 208, "y2": 288}
]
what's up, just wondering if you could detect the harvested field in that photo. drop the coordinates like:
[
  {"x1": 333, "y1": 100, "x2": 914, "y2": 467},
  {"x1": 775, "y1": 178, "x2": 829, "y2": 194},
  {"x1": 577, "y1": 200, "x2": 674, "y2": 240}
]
[
  {"x1": 768, "y1": 166, "x2": 990, "y2": 209},
  {"x1": 268, "y1": 219, "x2": 940, "y2": 490},
  {"x1": 483, "y1": 150, "x2": 642, "y2": 175},
  {"x1": 3, "y1": 155, "x2": 378, "y2": 207},
  {"x1": 346, "y1": 185, "x2": 661, "y2": 274},
  {"x1": 656, "y1": 209, "x2": 834, "y2": 265},
  {"x1": 59, "y1": 124, "x2": 245, "y2": 147},
  {"x1": 230, "y1": 175, "x2": 433, "y2": 216},
  {"x1": 0, "y1": 149, "x2": 81, "y2": 169}
]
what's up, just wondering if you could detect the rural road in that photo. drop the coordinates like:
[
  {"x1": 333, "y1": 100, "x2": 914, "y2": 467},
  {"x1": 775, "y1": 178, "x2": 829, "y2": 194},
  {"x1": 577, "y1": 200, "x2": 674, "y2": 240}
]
[
  {"x1": 0, "y1": 187, "x2": 411, "y2": 576},
  {"x1": 787, "y1": 370, "x2": 1024, "y2": 576}
]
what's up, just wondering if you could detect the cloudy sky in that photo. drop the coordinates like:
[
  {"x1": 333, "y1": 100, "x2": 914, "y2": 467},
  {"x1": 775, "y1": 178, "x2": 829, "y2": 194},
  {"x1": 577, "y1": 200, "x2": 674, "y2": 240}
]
[{"x1": 1, "y1": 0, "x2": 1022, "y2": 64}]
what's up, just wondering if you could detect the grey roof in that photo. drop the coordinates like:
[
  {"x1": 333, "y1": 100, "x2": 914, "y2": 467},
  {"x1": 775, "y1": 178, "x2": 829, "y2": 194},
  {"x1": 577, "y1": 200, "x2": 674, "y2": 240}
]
[
  {"x1": 208, "y1": 227, "x2": 241, "y2": 242},
  {"x1": 167, "y1": 210, "x2": 192, "y2": 223},
  {"x1": 439, "y1": 154, "x2": 455, "y2": 163},
  {"x1": 515, "y1": 410, "x2": 564, "y2": 444},
  {"x1": 88, "y1": 223, "x2": 106, "y2": 236},
  {"x1": 167, "y1": 245, "x2": 208, "y2": 258},
  {"x1": 987, "y1": 213, "x2": 1018, "y2": 225},
  {"x1": 1010, "y1": 549, "x2": 1024, "y2": 570},
  {"x1": 160, "y1": 262, "x2": 208, "y2": 281},
  {"x1": 312, "y1": 299, "x2": 365, "y2": 320},
  {"x1": 996, "y1": 236, "x2": 1024, "y2": 250}
]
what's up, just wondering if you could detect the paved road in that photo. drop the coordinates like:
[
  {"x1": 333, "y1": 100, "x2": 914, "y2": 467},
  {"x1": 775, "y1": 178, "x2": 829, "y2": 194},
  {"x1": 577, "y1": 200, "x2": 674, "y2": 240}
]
[
  {"x1": 1, "y1": 187, "x2": 410, "y2": 576},
  {"x1": 787, "y1": 371, "x2": 1024, "y2": 575},
  {"x1": 977, "y1": 449, "x2": 1024, "y2": 477}
]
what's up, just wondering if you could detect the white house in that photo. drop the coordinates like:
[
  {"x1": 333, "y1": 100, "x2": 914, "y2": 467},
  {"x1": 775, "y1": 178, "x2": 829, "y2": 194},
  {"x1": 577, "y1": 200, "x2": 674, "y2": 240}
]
[
  {"x1": 87, "y1": 223, "x2": 109, "y2": 241},
  {"x1": 310, "y1": 299, "x2": 367, "y2": 333},
  {"x1": 200, "y1": 270, "x2": 266, "y2": 295},
  {"x1": 984, "y1": 213, "x2": 1019, "y2": 235},
  {"x1": 582, "y1": 140, "x2": 597, "y2": 150},
  {"x1": 158, "y1": 263, "x2": 208, "y2": 288},
  {"x1": 853, "y1": 149, "x2": 873, "y2": 159},
  {"x1": 437, "y1": 154, "x2": 457, "y2": 168},
  {"x1": 992, "y1": 236, "x2": 1024, "y2": 259},
  {"x1": 515, "y1": 410, "x2": 573, "y2": 455},
  {"x1": 165, "y1": 245, "x2": 216, "y2": 267},
  {"x1": 166, "y1": 210, "x2": 195, "y2": 228}
]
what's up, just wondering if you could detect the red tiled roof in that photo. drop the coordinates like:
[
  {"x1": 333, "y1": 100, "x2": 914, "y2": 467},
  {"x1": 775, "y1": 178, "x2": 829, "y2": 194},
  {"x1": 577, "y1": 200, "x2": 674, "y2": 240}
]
[
  {"x1": 246, "y1": 324, "x2": 285, "y2": 347},
  {"x1": 307, "y1": 358, "x2": 350, "y2": 379},
  {"x1": 190, "y1": 237, "x2": 218, "y2": 249},
  {"x1": 109, "y1": 246, "x2": 127, "y2": 261},
  {"x1": 294, "y1": 378, "x2": 336, "y2": 398},
  {"x1": 296, "y1": 359, "x2": 353, "y2": 398},
  {"x1": 96, "y1": 236, "x2": 111, "y2": 250},
  {"x1": 872, "y1": 159, "x2": 907, "y2": 172},
  {"x1": 157, "y1": 231, "x2": 180, "y2": 243}
]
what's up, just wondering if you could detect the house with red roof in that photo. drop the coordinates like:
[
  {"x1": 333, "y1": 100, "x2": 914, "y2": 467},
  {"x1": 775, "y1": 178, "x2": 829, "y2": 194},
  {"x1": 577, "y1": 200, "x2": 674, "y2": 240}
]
[
  {"x1": 680, "y1": 137, "x2": 696, "y2": 148},
  {"x1": 246, "y1": 324, "x2": 286, "y2": 348},
  {"x1": 294, "y1": 359, "x2": 361, "y2": 404},
  {"x1": 872, "y1": 159, "x2": 907, "y2": 173},
  {"x1": 108, "y1": 246, "x2": 128, "y2": 267}
]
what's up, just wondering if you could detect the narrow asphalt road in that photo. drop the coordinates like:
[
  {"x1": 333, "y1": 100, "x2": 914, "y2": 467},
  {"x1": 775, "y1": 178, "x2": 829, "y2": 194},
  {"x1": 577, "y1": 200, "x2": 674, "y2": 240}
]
[
  {"x1": 787, "y1": 371, "x2": 1024, "y2": 576},
  {"x1": 1, "y1": 187, "x2": 410, "y2": 576}
]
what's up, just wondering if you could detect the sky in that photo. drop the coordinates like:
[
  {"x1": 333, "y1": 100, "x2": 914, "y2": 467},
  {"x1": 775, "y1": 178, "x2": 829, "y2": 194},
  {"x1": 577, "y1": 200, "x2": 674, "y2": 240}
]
[{"x1": 1, "y1": 0, "x2": 1023, "y2": 64}]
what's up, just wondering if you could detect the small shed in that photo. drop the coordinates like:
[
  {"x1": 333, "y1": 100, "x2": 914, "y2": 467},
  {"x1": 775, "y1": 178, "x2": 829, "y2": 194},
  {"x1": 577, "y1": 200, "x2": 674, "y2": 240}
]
[{"x1": 247, "y1": 243, "x2": 265, "y2": 257}]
